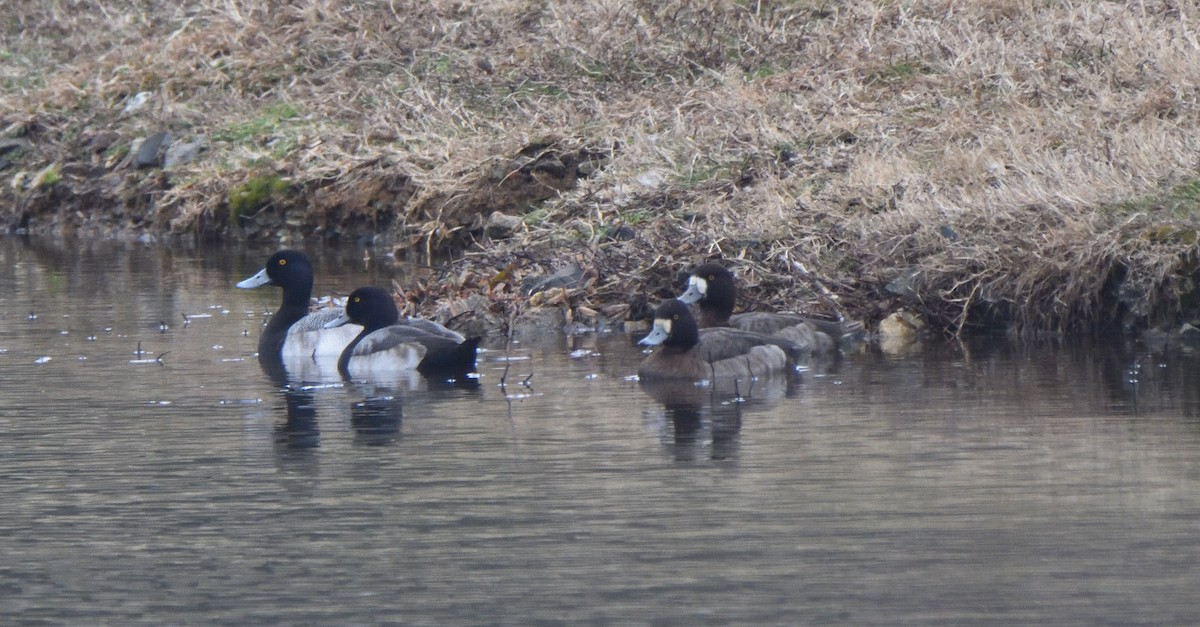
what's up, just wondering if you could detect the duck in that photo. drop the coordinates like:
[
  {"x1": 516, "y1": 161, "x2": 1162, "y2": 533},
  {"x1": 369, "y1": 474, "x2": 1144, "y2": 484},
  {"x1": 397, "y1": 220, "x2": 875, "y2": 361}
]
[
  {"x1": 637, "y1": 299, "x2": 799, "y2": 382},
  {"x1": 237, "y1": 250, "x2": 362, "y2": 363},
  {"x1": 324, "y1": 286, "x2": 480, "y2": 378},
  {"x1": 676, "y1": 262, "x2": 860, "y2": 353}
]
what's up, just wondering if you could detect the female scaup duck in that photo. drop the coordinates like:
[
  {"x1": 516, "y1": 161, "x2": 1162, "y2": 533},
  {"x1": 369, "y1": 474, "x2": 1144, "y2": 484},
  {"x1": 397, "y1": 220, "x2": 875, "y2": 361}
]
[
  {"x1": 325, "y1": 286, "x2": 480, "y2": 378},
  {"x1": 677, "y1": 262, "x2": 860, "y2": 353},
  {"x1": 637, "y1": 299, "x2": 799, "y2": 382},
  {"x1": 237, "y1": 250, "x2": 362, "y2": 363}
]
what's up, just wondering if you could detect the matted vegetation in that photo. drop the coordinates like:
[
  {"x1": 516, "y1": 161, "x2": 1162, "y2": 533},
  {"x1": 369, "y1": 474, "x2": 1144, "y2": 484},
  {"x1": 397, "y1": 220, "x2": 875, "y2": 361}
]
[{"x1": 4, "y1": 1, "x2": 1200, "y2": 336}]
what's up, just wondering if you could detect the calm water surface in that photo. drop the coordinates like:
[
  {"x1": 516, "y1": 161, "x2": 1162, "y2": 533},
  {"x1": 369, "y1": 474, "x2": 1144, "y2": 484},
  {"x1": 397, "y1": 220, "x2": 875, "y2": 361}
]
[{"x1": 2, "y1": 238, "x2": 1200, "y2": 624}]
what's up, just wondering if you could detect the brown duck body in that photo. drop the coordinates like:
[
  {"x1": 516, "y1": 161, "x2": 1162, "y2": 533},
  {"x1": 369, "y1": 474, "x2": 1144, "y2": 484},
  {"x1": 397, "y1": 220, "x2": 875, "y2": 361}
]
[
  {"x1": 637, "y1": 299, "x2": 795, "y2": 382},
  {"x1": 681, "y1": 262, "x2": 860, "y2": 354}
]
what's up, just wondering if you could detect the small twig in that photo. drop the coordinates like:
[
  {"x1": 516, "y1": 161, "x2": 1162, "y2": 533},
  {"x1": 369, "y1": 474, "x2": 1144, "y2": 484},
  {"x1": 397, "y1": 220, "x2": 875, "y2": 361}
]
[
  {"x1": 136, "y1": 341, "x2": 143, "y2": 359},
  {"x1": 522, "y1": 372, "x2": 534, "y2": 387},
  {"x1": 500, "y1": 363, "x2": 510, "y2": 389},
  {"x1": 156, "y1": 351, "x2": 169, "y2": 365}
]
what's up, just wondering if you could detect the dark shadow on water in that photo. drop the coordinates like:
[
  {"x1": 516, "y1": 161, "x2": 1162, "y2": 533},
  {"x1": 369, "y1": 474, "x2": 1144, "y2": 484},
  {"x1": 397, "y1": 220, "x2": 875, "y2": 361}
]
[
  {"x1": 350, "y1": 395, "x2": 403, "y2": 446},
  {"x1": 276, "y1": 384, "x2": 321, "y2": 450},
  {"x1": 640, "y1": 376, "x2": 791, "y2": 463}
]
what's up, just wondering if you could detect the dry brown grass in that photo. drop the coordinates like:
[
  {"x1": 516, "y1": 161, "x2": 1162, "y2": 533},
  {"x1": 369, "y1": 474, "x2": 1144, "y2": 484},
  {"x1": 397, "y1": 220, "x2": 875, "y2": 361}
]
[{"x1": 5, "y1": 0, "x2": 1200, "y2": 336}]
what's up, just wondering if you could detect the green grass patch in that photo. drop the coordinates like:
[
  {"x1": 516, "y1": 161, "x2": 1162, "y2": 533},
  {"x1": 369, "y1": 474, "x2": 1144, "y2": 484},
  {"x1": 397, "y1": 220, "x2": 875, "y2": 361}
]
[
  {"x1": 228, "y1": 174, "x2": 289, "y2": 225},
  {"x1": 213, "y1": 103, "x2": 301, "y2": 145},
  {"x1": 865, "y1": 59, "x2": 932, "y2": 85},
  {"x1": 34, "y1": 164, "x2": 61, "y2": 188},
  {"x1": 1112, "y1": 178, "x2": 1200, "y2": 221}
]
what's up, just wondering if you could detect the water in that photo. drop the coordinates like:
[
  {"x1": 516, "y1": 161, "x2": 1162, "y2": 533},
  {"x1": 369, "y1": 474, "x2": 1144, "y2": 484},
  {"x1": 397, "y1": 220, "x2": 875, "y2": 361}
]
[{"x1": 2, "y1": 237, "x2": 1200, "y2": 624}]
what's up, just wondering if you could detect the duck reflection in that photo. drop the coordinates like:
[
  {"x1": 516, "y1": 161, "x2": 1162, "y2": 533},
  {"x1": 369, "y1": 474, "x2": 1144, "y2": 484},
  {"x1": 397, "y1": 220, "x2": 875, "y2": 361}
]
[
  {"x1": 349, "y1": 392, "x2": 403, "y2": 446},
  {"x1": 342, "y1": 370, "x2": 481, "y2": 446},
  {"x1": 259, "y1": 354, "x2": 324, "y2": 451},
  {"x1": 640, "y1": 376, "x2": 787, "y2": 462},
  {"x1": 258, "y1": 346, "x2": 483, "y2": 452}
]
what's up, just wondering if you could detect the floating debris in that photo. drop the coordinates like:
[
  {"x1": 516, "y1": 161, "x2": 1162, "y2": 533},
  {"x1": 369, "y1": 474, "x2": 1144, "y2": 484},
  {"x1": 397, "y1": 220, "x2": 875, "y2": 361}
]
[
  {"x1": 33, "y1": 356, "x2": 51, "y2": 364},
  {"x1": 569, "y1": 349, "x2": 596, "y2": 359},
  {"x1": 299, "y1": 383, "x2": 343, "y2": 391},
  {"x1": 218, "y1": 398, "x2": 262, "y2": 405},
  {"x1": 220, "y1": 358, "x2": 245, "y2": 363},
  {"x1": 584, "y1": 373, "x2": 600, "y2": 380}
]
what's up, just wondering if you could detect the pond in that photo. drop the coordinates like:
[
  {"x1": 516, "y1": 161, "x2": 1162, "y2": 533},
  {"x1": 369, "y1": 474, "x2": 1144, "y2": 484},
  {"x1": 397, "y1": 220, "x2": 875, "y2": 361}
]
[{"x1": 2, "y1": 237, "x2": 1200, "y2": 624}]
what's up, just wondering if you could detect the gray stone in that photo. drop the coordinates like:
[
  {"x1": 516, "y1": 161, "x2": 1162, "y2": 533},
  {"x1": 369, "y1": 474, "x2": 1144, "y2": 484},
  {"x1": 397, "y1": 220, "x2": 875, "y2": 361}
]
[
  {"x1": 885, "y1": 267, "x2": 922, "y2": 300},
  {"x1": 1180, "y1": 323, "x2": 1200, "y2": 347},
  {"x1": 523, "y1": 263, "x2": 583, "y2": 296},
  {"x1": 164, "y1": 137, "x2": 205, "y2": 169},
  {"x1": 135, "y1": 131, "x2": 170, "y2": 168},
  {"x1": 0, "y1": 137, "x2": 30, "y2": 157},
  {"x1": 485, "y1": 211, "x2": 523, "y2": 238}
]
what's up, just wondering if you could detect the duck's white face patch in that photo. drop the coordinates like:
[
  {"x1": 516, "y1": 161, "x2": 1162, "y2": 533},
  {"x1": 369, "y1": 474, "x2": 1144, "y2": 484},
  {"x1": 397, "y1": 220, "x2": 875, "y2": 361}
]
[
  {"x1": 677, "y1": 275, "x2": 707, "y2": 304},
  {"x1": 638, "y1": 317, "x2": 672, "y2": 346}
]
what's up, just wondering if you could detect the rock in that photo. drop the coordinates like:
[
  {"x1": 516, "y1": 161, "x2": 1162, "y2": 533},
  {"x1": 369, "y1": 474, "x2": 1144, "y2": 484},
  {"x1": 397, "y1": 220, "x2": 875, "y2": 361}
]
[
  {"x1": 121, "y1": 91, "x2": 153, "y2": 115},
  {"x1": 885, "y1": 267, "x2": 922, "y2": 300},
  {"x1": 485, "y1": 211, "x2": 522, "y2": 238},
  {"x1": 135, "y1": 131, "x2": 170, "y2": 168},
  {"x1": 878, "y1": 310, "x2": 925, "y2": 354},
  {"x1": 523, "y1": 263, "x2": 583, "y2": 296},
  {"x1": 636, "y1": 170, "x2": 665, "y2": 189},
  {"x1": 1180, "y1": 323, "x2": 1200, "y2": 347},
  {"x1": 0, "y1": 137, "x2": 30, "y2": 157},
  {"x1": 164, "y1": 137, "x2": 205, "y2": 168}
]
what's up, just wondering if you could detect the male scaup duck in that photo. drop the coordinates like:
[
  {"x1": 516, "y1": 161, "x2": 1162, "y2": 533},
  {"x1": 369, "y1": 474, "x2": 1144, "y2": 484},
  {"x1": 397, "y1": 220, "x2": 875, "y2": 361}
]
[
  {"x1": 324, "y1": 286, "x2": 480, "y2": 378},
  {"x1": 677, "y1": 262, "x2": 861, "y2": 353},
  {"x1": 637, "y1": 299, "x2": 799, "y2": 382},
  {"x1": 237, "y1": 250, "x2": 362, "y2": 363}
]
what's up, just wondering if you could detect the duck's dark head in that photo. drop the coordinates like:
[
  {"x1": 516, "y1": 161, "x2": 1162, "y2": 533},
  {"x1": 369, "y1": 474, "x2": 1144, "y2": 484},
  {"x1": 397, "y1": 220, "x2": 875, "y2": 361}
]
[
  {"x1": 677, "y1": 262, "x2": 736, "y2": 321},
  {"x1": 638, "y1": 299, "x2": 700, "y2": 350},
  {"x1": 237, "y1": 250, "x2": 314, "y2": 296},
  {"x1": 339, "y1": 286, "x2": 400, "y2": 332}
]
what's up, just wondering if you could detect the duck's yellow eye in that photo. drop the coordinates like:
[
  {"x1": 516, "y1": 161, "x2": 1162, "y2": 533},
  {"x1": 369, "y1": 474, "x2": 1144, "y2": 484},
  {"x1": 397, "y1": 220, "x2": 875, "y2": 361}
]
[
  {"x1": 354, "y1": 296, "x2": 361, "y2": 303},
  {"x1": 278, "y1": 259, "x2": 287, "y2": 266},
  {"x1": 673, "y1": 314, "x2": 679, "y2": 320},
  {"x1": 707, "y1": 274, "x2": 715, "y2": 281}
]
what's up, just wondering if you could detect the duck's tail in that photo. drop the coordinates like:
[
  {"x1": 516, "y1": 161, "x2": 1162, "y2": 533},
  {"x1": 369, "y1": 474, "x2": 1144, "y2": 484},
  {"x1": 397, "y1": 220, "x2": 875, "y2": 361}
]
[{"x1": 418, "y1": 336, "x2": 481, "y2": 376}]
